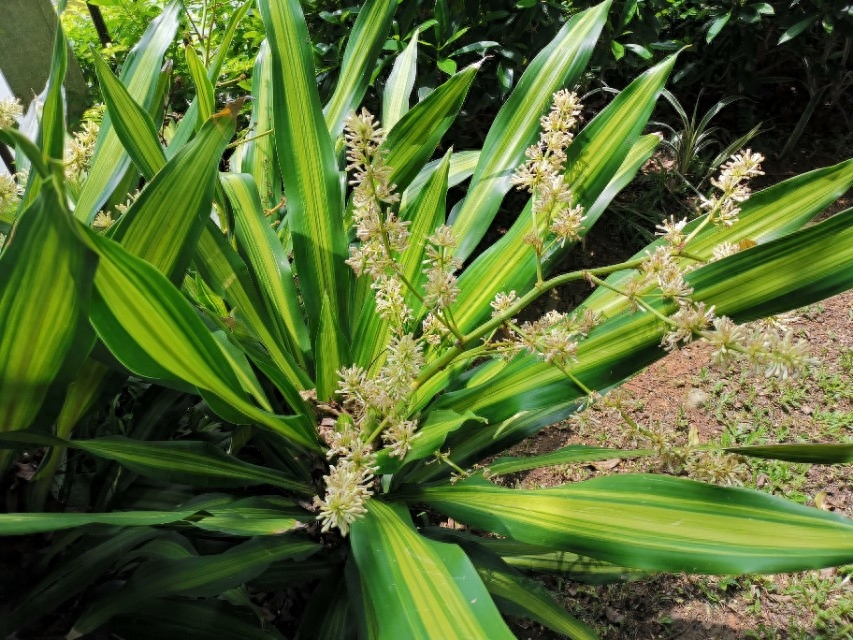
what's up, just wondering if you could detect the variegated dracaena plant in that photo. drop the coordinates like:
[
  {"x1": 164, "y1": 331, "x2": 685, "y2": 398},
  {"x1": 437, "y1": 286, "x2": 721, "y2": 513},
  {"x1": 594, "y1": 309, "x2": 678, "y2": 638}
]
[{"x1": 1, "y1": 0, "x2": 853, "y2": 638}]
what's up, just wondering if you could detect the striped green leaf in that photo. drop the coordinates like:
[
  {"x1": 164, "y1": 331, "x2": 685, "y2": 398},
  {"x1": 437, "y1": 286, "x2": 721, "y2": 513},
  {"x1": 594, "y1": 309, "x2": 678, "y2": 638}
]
[
  {"x1": 489, "y1": 445, "x2": 655, "y2": 476},
  {"x1": 40, "y1": 11, "x2": 69, "y2": 164},
  {"x1": 435, "y1": 206, "x2": 853, "y2": 431},
  {"x1": 426, "y1": 528, "x2": 645, "y2": 584},
  {"x1": 79, "y1": 225, "x2": 320, "y2": 451},
  {"x1": 401, "y1": 148, "x2": 479, "y2": 208},
  {"x1": 0, "y1": 431, "x2": 311, "y2": 493},
  {"x1": 92, "y1": 51, "x2": 163, "y2": 181},
  {"x1": 74, "y1": 1, "x2": 181, "y2": 223},
  {"x1": 584, "y1": 157, "x2": 853, "y2": 317},
  {"x1": 109, "y1": 108, "x2": 235, "y2": 282},
  {"x1": 324, "y1": 0, "x2": 396, "y2": 137},
  {"x1": 382, "y1": 28, "x2": 419, "y2": 130},
  {"x1": 233, "y1": 41, "x2": 281, "y2": 210},
  {"x1": 450, "y1": 1, "x2": 610, "y2": 261},
  {"x1": 258, "y1": 0, "x2": 350, "y2": 336},
  {"x1": 224, "y1": 173, "x2": 309, "y2": 364},
  {"x1": 194, "y1": 222, "x2": 313, "y2": 422},
  {"x1": 409, "y1": 474, "x2": 853, "y2": 574},
  {"x1": 382, "y1": 64, "x2": 478, "y2": 191},
  {"x1": 725, "y1": 443, "x2": 853, "y2": 463},
  {"x1": 185, "y1": 45, "x2": 216, "y2": 127},
  {"x1": 315, "y1": 294, "x2": 351, "y2": 401},
  {"x1": 73, "y1": 536, "x2": 319, "y2": 635},
  {"x1": 350, "y1": 500, "x2": 515, "y2": 639},
  {"x1": 0, "y1": 510, "x2": 197, "y2": 536},
  {"x1": 688, "y1": 206, "x2": 853, "y2": 320},
  {"x1": 190, "y1": 496, "x2": 309, "y2": 536},
  {"x1": 211, "y1": 328, "x2": 274, "y2": 410},
  {"x1": 466, "y1": 548, "x2": 598, "y2": 640},
  {"x1": 0, "y1": 185, "x2": 96, "y2": 444}
]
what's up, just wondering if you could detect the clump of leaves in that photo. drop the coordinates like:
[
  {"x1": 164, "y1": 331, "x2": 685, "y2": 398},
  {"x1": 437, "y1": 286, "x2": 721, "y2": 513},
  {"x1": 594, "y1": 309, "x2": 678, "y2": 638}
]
[{"x1": 2, "y1": 1, "x2": 853, "y2": 638}]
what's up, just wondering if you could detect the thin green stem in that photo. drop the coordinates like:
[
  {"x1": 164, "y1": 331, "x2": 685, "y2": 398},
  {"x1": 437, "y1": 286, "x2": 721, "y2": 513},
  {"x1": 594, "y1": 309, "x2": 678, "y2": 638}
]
[{"x1": 412, "y1": 256, "x2": 647, "y2": 391}]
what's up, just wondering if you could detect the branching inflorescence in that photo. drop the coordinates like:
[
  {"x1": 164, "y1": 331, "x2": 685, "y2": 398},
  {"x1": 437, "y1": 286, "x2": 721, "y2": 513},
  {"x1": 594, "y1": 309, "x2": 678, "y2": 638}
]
[{"x1": 314, "y1": 95, "x2": 817, "y2": 536}]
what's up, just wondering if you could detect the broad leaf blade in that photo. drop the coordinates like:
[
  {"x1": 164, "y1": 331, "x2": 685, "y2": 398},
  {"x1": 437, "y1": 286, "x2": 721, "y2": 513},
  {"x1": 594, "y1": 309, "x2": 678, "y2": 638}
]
[
  {"x1": 223, "y1": 173, "x2": 310, "y2": 364},
  {"x1": 409, "y1": 475, "x2": 853, "y2": 574},
  {"x1": 258, "y1": 0, "x2": 349, "y2": 336},
  {"x1": 0, "y1": 186, "x2": 96, "y2": 438},
  {"x1": 92, "y1": 51, "x2": 164, "y2": 181},
  {"x1": 80, "y1": 226, "x2": 320, "y2": 450},
  {"x1": 450, "y1": 58, "x2": 675, "y2": 333},
  {"x1": 350, "y1": 500, "x2": 515, "y2": 639},
  {"x1": 109, "y1": 109, "x2": 236, "y2": 281},
  {"x1": 382, "y1": 29, "x2": 419, "y2": 130},
  {"x1": 324, "y1": 0, "x2": 396, "y2": 137},
  {"x1": 725, "y1": 443, "x2": 853, "y2": 463},
  {"x1": 0, "y1": 510, "x2": 197, "y2": 536},
  {"x1": 382, "y1": 64, "x2": 477, "y2": 193},
  {"x1": 74, "y1": 1, "x2": 181, "y2": 223}
]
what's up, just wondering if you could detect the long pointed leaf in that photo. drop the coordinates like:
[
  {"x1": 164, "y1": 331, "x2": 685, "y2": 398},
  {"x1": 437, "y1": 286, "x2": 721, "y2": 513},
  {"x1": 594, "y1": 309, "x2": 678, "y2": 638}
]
[
  {"x1": 258, "y1": 0, "x2": 349, "y2": 336},
  {"x1": 324, "y1": 0, "x2": 396, "y2": 137},
  {"x1": 74, "y1": 1, "x2": 181, "y2": 223},
  {"x1": 382, "y1": 28, "x2": 419, "y2": 130},
  {"x1": 0, "y1": 185, "x2": 96, "y2": 439},
  {"x1": 350, "y1": 500, "x2": 515, "y2": 639},
  {"x1": 80, "y1": 225, "x2": 320, "y2": 451},
  {"x1": 409, "y1": 474, "x2": 853, "y2": 573}
]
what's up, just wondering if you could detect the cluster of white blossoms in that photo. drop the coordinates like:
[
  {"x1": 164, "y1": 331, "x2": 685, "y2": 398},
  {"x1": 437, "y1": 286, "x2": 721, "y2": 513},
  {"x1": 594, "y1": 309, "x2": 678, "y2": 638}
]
[
  {"x1": 648, "y1": 152, "x2": 816, "y2": 379},
  {"x1": 0, "y1": 98, "x2": 25, "y2": 236},
  {"x1": 317, "y1": 110, "x2": 466, "y2": 536},
  {"x1": 64, "y1": 121, "x2": 99, "y2": 182},
  {"x1": 512, "y1": 90, "x2": 587, "y2": 254},
  {"x1": 0, "y1": 97, "x2": 23, "y2": 129},
  {"x1": 489, "y1": 302, "x2": 600, "y2": 367},
  {"x1": 701, "y1": 149, "x2": 764, "y2": 227}
]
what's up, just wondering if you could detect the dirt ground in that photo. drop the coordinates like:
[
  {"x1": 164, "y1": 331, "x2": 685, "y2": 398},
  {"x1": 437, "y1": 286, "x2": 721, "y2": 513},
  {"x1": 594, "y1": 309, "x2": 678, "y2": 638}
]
[{"x1": 508, "y1": 289, "x2": 853, "y2": 639}]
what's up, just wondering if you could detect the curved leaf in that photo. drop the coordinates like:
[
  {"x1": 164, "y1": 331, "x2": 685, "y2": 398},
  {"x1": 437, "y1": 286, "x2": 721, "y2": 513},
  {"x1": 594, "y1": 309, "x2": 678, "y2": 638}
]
[
  {"x1": 382, "y1": 28, "x2": 419, "y2": 130},
  {"x1": 0, "y1": 185, "x2": 96, "y2": 441},
  {"x1": 74, "y1": 1, "x2": 181, "y2": 223},
  {"x1": 324, "y1": 0, "x2": 396, "y2": 137},
  {"x1": 408, "y1": 474, "x2": 853, "y2": 573},
  {"x1": 80, "y1": 225, "x2": 320, "y2": 451},
  {"x1": 382, "y1": 64, "x2": 478, "y2": 192},
  {"x1": 350, "y1": 500, "x2": 514, "y2": 639},
  {"x1": 258, "y1": 0, "x2": 350, "y2": 336}
]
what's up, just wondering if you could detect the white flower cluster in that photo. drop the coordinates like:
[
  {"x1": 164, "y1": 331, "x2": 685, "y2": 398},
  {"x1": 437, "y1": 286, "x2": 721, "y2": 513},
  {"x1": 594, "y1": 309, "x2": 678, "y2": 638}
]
[
  {"x1": 318, "y1": 110, "x2": 467, "y2": 535},
  {"x1": 702, "y1": 149, "x2": 764, "y2": 227},
  {"x1": 662, "y1": 303, "x2": 816, "y2": 379},
  {"x1": 0, "y1": 97, "x2": 22, "y2": 129},
  {"x1": 490, "y1": 298, "x2": 600, "y2": 367},
  {"x1": 65, "y1": 121, "x2": 99, "y2": 182},
  {"x1": 512, "y1": 90, "x2": 586, "y2": 252},
  {"x1": 0, "y1": 172, "x2": 24, "y2": 218}
]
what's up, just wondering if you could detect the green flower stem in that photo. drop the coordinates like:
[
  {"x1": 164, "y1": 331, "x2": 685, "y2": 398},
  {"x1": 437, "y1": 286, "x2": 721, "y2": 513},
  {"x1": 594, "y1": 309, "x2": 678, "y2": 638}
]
[
  {"x1": 583, "y1": 273, "x2": 674, "y2": 326},
  {"x1": 412, "y1": 256, "x2": 648, "y2": 392}
]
